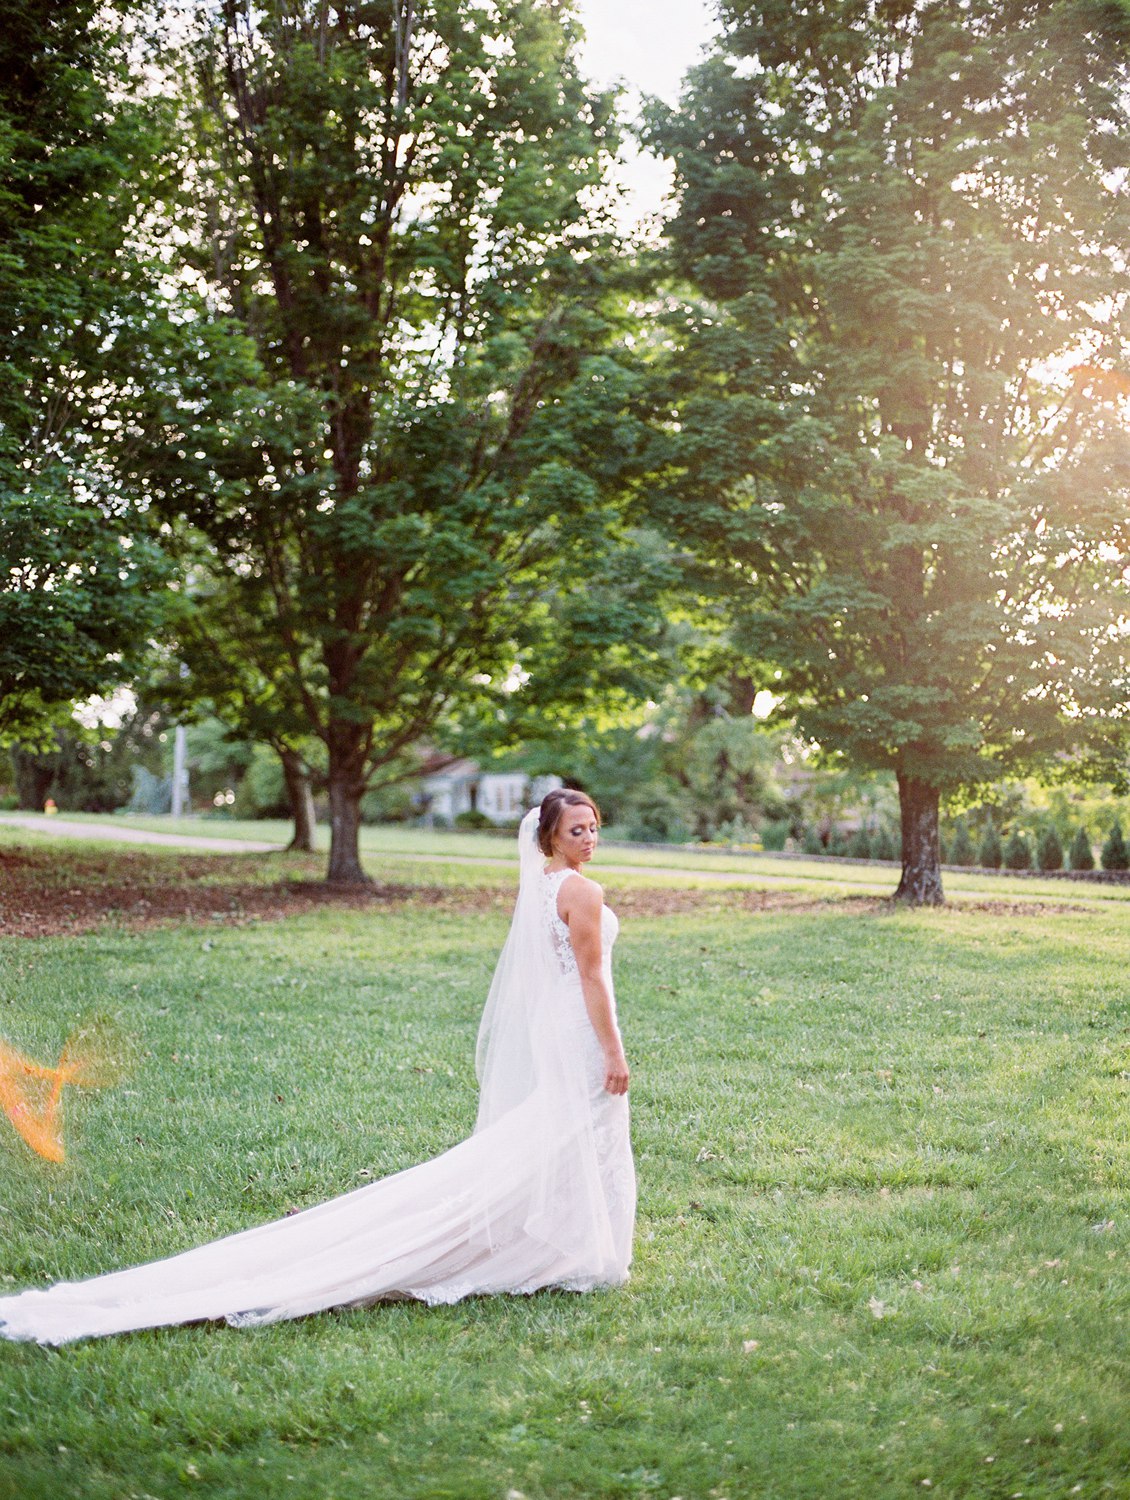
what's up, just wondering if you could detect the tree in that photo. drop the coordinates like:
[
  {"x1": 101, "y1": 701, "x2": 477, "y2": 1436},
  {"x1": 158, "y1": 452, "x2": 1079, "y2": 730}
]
[
  {"x1": 977, "y1": 824, "x2": 1003, "y2": 870},
  {"x1": 948, "y1": 820, "x2": 976, "y2": 867},
  {"x1": 675, "y1": 712, "x2": 788, "y2": 839},
  {"x1": 132, "y1": 0, "x2": 667, "y2": 882},
  {"x1": 1101, "y1": 821, "x2": 1129, "y2": 872},
  {"x1": 1036, "y1": 826, "x2": 1064, "y2": 873},
  {"x1": 644, "y1": 0, "x2": 1130, "y2": 904},
  {"x1": 1068, "y1": 824, "x2": 1095, "y2": 872},
  {"x1": 0, "y1": 1, "x2": 169, "y2": 744},
  {"x1": 1002, "y1": 829, "x2": 1032, "y2": 871}
]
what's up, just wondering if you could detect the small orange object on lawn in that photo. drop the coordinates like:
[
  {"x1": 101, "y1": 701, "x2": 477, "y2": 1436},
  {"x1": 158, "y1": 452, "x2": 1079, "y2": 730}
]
[{"x1": 0, "y1": 1028, "x2": 120, "y2": 1163}]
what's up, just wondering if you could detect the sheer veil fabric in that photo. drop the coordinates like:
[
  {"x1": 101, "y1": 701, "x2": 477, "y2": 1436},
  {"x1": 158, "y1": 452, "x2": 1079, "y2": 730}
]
[{"x1": 0, "y1": 807, "x2": 635, "y2": 1346}]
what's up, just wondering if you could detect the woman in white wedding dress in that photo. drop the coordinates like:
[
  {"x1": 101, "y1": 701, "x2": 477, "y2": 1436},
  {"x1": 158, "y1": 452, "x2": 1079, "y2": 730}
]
[{"x1": 0, "y1": 792, "x2": 635, "y2": 1346}]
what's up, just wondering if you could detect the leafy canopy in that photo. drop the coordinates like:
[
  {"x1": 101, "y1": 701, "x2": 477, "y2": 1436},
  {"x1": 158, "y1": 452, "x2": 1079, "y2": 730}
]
[
  {"x1": 131, "y1": 0, "x2": 670, "y2": 799},
  {"x1": 644, "y1": 0, "x2": 1130, "y2": 795},
  {"x1": 0, "y1": 0, "x2": 169, "y2": 744}
]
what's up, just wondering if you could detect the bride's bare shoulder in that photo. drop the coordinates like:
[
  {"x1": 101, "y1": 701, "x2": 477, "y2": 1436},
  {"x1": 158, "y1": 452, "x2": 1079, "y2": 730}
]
[{"x1": 559, "y1": 872, "x2": 603, "y2": 917}]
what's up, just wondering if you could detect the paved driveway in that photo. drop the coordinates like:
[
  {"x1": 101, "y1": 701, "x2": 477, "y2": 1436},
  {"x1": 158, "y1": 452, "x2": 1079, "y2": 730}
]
[{"x1": 0, "y1": 813, "x2": 284, "y2": 854}]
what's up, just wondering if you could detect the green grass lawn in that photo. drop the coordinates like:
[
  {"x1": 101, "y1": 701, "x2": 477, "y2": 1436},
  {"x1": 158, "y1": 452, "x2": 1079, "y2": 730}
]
[
  {"x1": 6, "y1": 811, "x2": 1130, "y2": 907},
  {"x1": 0, "y1": 866, "x2": 1127, "y2": 1499}
]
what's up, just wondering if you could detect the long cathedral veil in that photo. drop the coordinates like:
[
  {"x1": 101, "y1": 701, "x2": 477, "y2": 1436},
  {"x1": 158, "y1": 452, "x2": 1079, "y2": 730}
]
[
  {"x1": 474, "y1": 805, "x2": 559, "y2": 1126},
  {"x1": 0, "y1": 806, "x2": 624, "y2": 1345}
]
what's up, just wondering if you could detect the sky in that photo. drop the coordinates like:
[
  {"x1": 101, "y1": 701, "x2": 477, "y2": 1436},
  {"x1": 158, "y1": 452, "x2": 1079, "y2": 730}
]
[
  {"x1": 572, "y1": 0, "x2": 721, "y2": 228},
  {"x1": 573, "y1": 0, "x2": 718, "y2": 104}
]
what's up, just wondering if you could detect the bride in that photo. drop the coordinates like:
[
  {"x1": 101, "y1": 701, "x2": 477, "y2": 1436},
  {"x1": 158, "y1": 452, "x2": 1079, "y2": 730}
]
[{"x1": 0, "y1": 791, "x2": 635, "y2": 1345}]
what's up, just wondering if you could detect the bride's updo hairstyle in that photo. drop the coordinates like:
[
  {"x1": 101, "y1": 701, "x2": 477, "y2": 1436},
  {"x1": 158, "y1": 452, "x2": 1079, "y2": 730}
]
[{"x1": 537, "y1": 789, "x2": 601, "y2": 857}]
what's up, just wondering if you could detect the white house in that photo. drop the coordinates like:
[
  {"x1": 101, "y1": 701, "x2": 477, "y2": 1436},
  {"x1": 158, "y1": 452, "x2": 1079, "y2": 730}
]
[{"x1": 420, "y1": 761, "x2": 562, "y2": 826}]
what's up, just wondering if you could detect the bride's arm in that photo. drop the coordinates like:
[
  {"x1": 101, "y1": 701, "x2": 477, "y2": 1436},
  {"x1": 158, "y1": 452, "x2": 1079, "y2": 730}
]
[{"x1": 561, "y1": 877, "x2": 630, "y2": 1095}]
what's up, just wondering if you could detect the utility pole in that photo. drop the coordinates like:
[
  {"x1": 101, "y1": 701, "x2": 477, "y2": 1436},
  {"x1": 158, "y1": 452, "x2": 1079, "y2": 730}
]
[
  {"x1": 171, "y1": 724, "x2": 188, "y2": 818},
  {"x1": 171, "y1": 661, "x2": 190, "y2": 817}
]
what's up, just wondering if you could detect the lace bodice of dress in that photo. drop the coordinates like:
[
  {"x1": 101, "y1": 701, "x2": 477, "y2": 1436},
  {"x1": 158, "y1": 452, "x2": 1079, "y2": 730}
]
[{"x1": 542, "y1": 867, "x2": 618, "y2": 980}]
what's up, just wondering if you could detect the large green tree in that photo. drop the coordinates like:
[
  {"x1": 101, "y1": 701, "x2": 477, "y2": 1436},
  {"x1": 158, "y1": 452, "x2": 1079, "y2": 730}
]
[
  {"x1": 0, "y1": 1, "x2": 168, "y2": 744},
  {"x1": 133, "y1": 0, "x2": 665, "y2": 882},
  {"x1": 646, "y1": 0, "x2": 1130, "y2": 902}
]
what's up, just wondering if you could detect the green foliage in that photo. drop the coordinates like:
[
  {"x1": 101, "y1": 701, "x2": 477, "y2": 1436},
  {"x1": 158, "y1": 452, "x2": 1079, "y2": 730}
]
[
  {"x1": 128, "y1": 1, "x2": 673, "y2": 879},
  {"x1": 1023, "y1": 780, "x2": 1130, "y2": 844},
  {"x1": 1003, "y1": 829, "x2": 1033, "y2": 871},
  {"x1": 518, "y1": 692, "x2": 795, "y2": 844},
  {"x1": 453, "y1": 809, "x2": 494, "y2": 831},
  {"x1": 846, "y1": 828, "x2": 872, "y2": 860},
  {"x1": 948, "y1": 821, "x2": 977, "y2": 867},
  {"x1": 802, "y1": 825, "x2": 825, "y2": 856},
  {"x1": 126, "y1": 765, "x2": 171, "y2": 816},
  {"x1": 7, "y1": 705, "x2": 167, "y2": 813},
  {"x1": 487, "y1": 710, "x2": 670, "y2": 830},
  {"x1": 0, "y1": 495, "x2": 168, "y2": 746},
  {"x1": 360, "y1": 781, "x2": 417, "y2": 826},
  {"x1": 675, "y1": 712, "x2": 789, "y2": 839},
  {"x1": 1036, "y1": 826, "x2": 1065, "y2": 873},
  {"x1": 618, "y1": 783, "x2": 692, "y2": 845},
  {"x1": 978, "y1": 824, "x2": 1003, "y2": 869},
  {"x1": 0, "y1": 2, "x2": 171, "y2": 741},
  {"x1": 644, "y1": 0, "x2": 1130, "y2": 883},
  {"x1": 1101, "y1": 821, "x2": 1129, "y2": 872},
  {"x1": 1069, "y1": 824, "x2": 1096, "y2": 872},
  {"x1": 711, "y1": 813, "x2": 760, "y2": 845},
  {"x1": 772, "y1": 758, "x2": 898, "y2": 856},
  {"x1": 230, "y1": 744, "x2": 290, "y2": 821},
  {"x1": 759, "y1": 817, "x2": 791, "y2": 851},
  {"x1": 871, "y1": 826, "x2": 898, "y2": 863}
]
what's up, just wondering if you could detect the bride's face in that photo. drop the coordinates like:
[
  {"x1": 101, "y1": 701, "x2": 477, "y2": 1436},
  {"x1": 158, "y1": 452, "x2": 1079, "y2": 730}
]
[{"x1": 553, "y1": 806, "x2": 599, "y2": 865}]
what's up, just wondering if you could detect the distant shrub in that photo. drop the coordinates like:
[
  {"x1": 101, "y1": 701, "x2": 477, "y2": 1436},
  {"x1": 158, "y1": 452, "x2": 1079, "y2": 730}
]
[
  {"x1": 1036, "y1": 827, "x2": 1064, "y2": 872},
  {"x1": 231, "y1": 747, "x2": 289, "y2": 820},
  {"x1": 872, "y1": 827, "x2": 898, "y2": 862},
  {"x1": 712, "y1": 815, "x2": 759, "y2": 846},
  {"x1": 948, "y1": 822, "x2": 977, "y2": 866},
  {"x1": 361, "y1": 781, "x2": 416, "y2": 824},
  {"x1": 846, "y1": 828, "x2": 872, "y2": 859},
  {"x1": 454, "y1": 809, "x2": 494, "y2": 830},
  {"x1": 128, "y1": 766, "x2": 171, "y2": 815},
  {"x1": 1101, "y1": 820, "x2": 1129, "y2": 871},
  {"x1": 759, "y1": 818, "x2": 791, "y2": 852},
  {"x1": 1003, "y1": 829, "x2": 1032, "y2": 870},
  {"x1": 0, "y1": 793, "x2": 18, "y2": 811},
  {"x1": 802, "y1": 826, "x2": 825, "y2": 855},
  {"x1": 619, "y1": 788, "x2": 691, "y2": 844},
  {"x1": 977, "y1": 824, "x2": 1003, "y2": 869},
  {"x1": 1068, "y1": 825, "x2": 1095, "y2": 872}
]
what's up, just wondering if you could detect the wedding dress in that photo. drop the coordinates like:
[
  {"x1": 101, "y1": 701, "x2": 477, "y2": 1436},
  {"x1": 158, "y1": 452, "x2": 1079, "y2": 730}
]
[{"x1": 0, "y1": 808, "x2": 635, "y2": 1346}]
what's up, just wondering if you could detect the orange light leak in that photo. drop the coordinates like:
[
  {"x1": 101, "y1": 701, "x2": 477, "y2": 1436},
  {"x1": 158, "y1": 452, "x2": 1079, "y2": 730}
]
[{"x1": 0, "y1": 1028, "x2": 121, "y2": 1163}]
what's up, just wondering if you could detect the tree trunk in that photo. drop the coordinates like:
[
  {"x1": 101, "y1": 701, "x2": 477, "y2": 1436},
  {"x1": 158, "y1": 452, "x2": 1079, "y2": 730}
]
[
  {"x1": 893, "y1": 772, "x2": 944, "y2": 905},
  {"x1": 12, "y1": 750, "x2": 54, "y2": 812},
  {"x1": 326, "y1": 736, "x2": 369, "y2": 884},
  {"x1": 279, "y1": 747, "x2": 317, "y2": 853}
]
